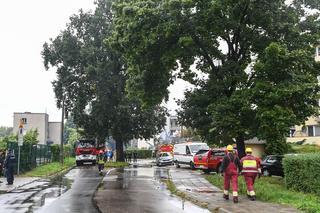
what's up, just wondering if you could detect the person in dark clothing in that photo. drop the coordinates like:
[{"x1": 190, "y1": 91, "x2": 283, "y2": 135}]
[
  {"x1": 220, "y1": 145, "x2": 241, "y2": 203},
  {"x1": 0, "y1": 152, "x2": 4, "y2": 182},
  {"x1": 133, "y1": 151, "x2": 137, "y2": 163},
  {"x1": 4, "y1": 149, "x2": 16, "y2": 185},
  {"x1": 127, "y1": 152, "x2": 132, "y2": 162}
]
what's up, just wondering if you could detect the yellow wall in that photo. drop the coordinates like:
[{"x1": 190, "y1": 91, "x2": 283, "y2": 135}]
[{"x1": 245, "y1": 144, "x2": 265, "y2": 158}]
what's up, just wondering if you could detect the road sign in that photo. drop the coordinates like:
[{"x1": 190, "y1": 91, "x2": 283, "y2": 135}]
[{"x1": 18, "y1": 127, "x2": 23, "y2": 146}]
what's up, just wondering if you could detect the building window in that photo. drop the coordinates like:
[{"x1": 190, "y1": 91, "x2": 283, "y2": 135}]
[
  {"x1": 289, "y1": 128, "x2": 295, "y2": 137},
  {"x1": 307, "y1": 126, "x2": 314, "y2": 136},
  {"x1": 21, "y1": 118, "x2": 27, "y2": 124},
  {"x1": 314, "y1": 126, "x2": 320, "y2": 136}
]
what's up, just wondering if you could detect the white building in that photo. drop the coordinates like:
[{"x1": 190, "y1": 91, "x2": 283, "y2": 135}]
[{"x1": 13, "y1": 112, "x2": 62, "y2": 145}]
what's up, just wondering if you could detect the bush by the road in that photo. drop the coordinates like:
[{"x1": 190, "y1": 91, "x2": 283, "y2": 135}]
[
  {"x1": 51, "y1": 144, "x2": 75, "y2": 162},
  {"x1": 125, "y1": 150, "x2": 152, "y2": 159},
  {"x1": 206, "y1": 174, "x2": 320, "y2": 213},
  {"x1": 283, "y1": 153, "x2": 320, "y2": 195}
]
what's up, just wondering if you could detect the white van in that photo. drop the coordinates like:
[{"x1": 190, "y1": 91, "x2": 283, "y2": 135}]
[{"x1": 173, "y1": 142, "x2": 209, "y2": 169}]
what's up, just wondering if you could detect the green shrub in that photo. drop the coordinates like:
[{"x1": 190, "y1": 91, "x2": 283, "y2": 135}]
[
  {"x1": 125, "y1": 149, "x2": 153, "y2": 159},
  {"x1": 50, "y1": 144, "x2": 75, "y2": 161},
  {"x1": 51, "y1": 144, "x2": 60, "y2": 162},
  {"x1": 283, "y1": 153, "x2": 320, "y2": 195}
]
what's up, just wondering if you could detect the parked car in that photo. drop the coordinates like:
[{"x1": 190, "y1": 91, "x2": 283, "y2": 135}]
[
  {"x1": 173, "y1": 142, "x2": 209, "y2": 169},
  {"x1": 156, "y1": 152, "x2": 174, "y2": 166},
  {"x1": 193, "y1": 149, "x2": 225, "y2": 173},
  {"x1": 261, "y1": 155, "x2": 284, "y2": 177}
]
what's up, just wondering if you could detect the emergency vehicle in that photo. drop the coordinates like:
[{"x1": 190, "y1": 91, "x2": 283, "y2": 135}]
[
  {"x1": 173, "y1": 142, "x2": 209, "y2": 169},
  {"x1": 75, "y1": 139, "x2": 97, "y2": 166},
  {"x1": 193, "y1": 148, "x2": 225, "y2": 173}
]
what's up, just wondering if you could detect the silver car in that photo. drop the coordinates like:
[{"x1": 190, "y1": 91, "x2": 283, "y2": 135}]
[{"x1": 156, "y1": 152, "x2": 174, "y2": 166}]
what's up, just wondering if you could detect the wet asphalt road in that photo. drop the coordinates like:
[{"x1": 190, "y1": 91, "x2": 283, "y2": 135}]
[
  {"x1": 38, "y1": 165, "x2": 103, "y2": 213},
  {"x1": 0, "y1": 165, "x2": 102, "y2": 213},
  {"x1": 0, "y1": 163, "x2": 209, "y2": 213},
  {"x1": 95, "y1": 165, "x2": 210, "y2": 213}
]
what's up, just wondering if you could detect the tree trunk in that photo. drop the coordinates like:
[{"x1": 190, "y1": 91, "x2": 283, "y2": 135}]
[
  {"x1": 236, "y1": 136, "x2": 246, "y2": 159},
  {"x1": 115, "y1": 139, "x2": 124, "y2": 162}
]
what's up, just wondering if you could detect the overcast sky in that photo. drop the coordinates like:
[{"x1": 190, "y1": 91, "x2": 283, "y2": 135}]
[{"x1": 0, "y1": 0, "x2": 189, "y2": 127}]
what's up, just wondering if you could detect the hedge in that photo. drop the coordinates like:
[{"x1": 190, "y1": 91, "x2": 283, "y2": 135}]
[
  {"x1": 125, "y1": 150, "x2": 153, "y2": 159},
  {"x1": 283, "y1": 153, "x2": 320, "y2": 194},
  {"x1": 51, "y1": 144, "x2": 75, "y2": 162}
]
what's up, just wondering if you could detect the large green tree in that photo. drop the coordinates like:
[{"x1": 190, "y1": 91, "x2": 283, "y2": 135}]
[
  {"x1": 42, "y1": 0, "x2": 166, "y2": 161},
  {"x1": 111, "y1": 0, "x2": 320, "y2": 157}
]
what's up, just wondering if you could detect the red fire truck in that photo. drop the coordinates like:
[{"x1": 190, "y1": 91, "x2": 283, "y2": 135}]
[
  {"x1": 75, "y1": 139, "x2": 98, "y2": 166},
  {"x1": 159, "y1": 144, "x2": 174, "y2": 153}
]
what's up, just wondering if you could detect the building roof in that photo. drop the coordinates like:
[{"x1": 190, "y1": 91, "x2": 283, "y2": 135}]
[{"x1": 244, "y1": 137, "x2": 266, "y2": 145}]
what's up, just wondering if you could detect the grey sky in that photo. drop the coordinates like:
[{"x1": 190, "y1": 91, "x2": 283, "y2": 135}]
[{"x1": 0, "y1": 0, "x2": 189, "y2": 127}]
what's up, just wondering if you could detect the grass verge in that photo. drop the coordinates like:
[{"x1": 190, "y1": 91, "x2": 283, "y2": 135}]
[
  {"x1": 104, "y1": 161, "x2": 129, "y2": 168},
  {"x1": 206, "y1": 174, "x2": 320, "y2": 213},
  {"x1": 23, "y1": 157, "x2": 75, "y2": 177}
]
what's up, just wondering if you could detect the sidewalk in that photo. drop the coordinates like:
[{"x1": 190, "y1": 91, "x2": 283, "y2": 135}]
[
  {"x1": 170, "y1": 168, "x2": 302, "y2": 213},
  {"x1": 0, "y1": 177, "x2": 40, "y2": 193}
]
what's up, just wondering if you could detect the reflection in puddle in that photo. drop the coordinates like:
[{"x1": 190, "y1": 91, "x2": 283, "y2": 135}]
[
  {"x1": 25, "y1": 171, "x2": 73, "y2": 212},
  {"x1": 118, "y1": 166, "x2": 210, "y2": 213}
]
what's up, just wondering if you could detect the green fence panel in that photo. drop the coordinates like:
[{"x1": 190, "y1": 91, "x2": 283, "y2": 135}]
[{"x1": 6, "y1": 142, "x2": 52, "y2": 174}]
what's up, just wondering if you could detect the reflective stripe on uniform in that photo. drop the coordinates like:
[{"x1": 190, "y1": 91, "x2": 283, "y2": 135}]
[{"x1": 241, "y1": 169, "x2": 258, "y2": 173}]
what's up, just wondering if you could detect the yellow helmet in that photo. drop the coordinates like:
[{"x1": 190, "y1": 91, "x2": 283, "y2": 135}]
[
  {"x1": 227, "y1": 145, "x2": 233, "y2": 151},
  {"x1": 245, "y1": 147, "x2": 253, "y2": 153}
]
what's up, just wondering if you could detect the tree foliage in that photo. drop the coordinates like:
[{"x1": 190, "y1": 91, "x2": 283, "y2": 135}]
[
  {"x1": 42, "y1": 0, "x2": 166, "y2": 161},
  {"x1": 111, "y1": 0, "x2": 320, "y2": 156}
]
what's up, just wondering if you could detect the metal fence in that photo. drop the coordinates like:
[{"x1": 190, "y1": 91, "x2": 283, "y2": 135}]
[{"x1": 7, "y1": 142, "x2": 51, "y2": 174}]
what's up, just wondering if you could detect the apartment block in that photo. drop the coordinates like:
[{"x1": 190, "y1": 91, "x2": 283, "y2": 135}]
[{"x1": 13, "y1": 112, "x2": 61, "y2": 145}]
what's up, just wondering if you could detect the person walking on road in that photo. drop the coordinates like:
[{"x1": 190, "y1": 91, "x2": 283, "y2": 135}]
[
  {"x1": 0, "y1": 152, "x2": 5, "y2": 183},
  {"x1": 240, "y1": 147, "x2": 261, "y2": 201},
  {"x1": 4, "y1": 149, "x2": 16, "y2": 185},
  {"x1": 220, "y1": 145, "x2": 241, "y2": 203}
]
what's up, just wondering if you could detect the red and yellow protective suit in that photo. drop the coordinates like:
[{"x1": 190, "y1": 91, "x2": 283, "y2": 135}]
[{"x1": 240, "y1": 154, "x2": 261, "y2": 198}]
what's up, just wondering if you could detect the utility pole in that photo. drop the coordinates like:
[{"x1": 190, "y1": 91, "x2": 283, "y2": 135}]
[
  {"x1": 60, "y1": 98, "x2": 65, "y2": 165},
  {"x1": 17, "y1": 119, "x2": 24, "y2": 175}
]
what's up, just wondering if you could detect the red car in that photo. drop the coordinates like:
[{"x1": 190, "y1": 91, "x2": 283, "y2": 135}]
[{"x1": 193, "y1": 149, "x2": 225, "y2": 173}]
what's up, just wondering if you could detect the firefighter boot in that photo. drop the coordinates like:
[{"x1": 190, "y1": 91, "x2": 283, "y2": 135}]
[
  {"x1": 247, "y1": 191, "x2": 251, "y2": 199},
  {"x1": 249, "y1": 191, "x2": 256, "y2": 201},
  {"x1": 233, "y1": 192, "x2": 238, "y2": 203},
  {"x1": 233, "y1": 196, "x2": 238, "y2": 203},
  {"x1": 223, "y1": 190, "x2": 229, "y2": 200}
]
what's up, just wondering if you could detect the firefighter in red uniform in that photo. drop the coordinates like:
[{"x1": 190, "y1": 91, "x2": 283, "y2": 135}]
[
  {"x1": 240, "y1": 147, "x2": 261, "y2": 201},
  {"x1": 220, "y1": 145, "x2": 241, "y2": 203}
]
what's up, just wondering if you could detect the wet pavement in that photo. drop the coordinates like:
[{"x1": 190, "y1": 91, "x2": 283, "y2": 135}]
[
  {"x1": 0, "y1": 165, "x2": 102, "y2": 213},
  {"x1": 38, "y1": 165, "x2": 102, "y2": 213},
  {"x1": 94, "y1": 166, "x2": 210, "y2": 213}
]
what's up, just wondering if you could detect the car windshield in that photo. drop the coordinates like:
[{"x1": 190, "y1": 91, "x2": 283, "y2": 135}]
[
  {"x1": 160, "y1": 153, "x2": 169, "y2": 157},
  {"x1": 264, "y1": 156, "x2": 282, "y2": 163},
  {"x1": 196, "y1": 149, "x2": 209, "y2": 155},
  {"x1": 77, "y1": 142, "x2": 94, "y2": 148},
  {"x1": 189, "y1": 144, "x2": 209, "y2": 153},
  {"x1": 212, "y1": 150, "x2": 225, "y2": 156}
]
